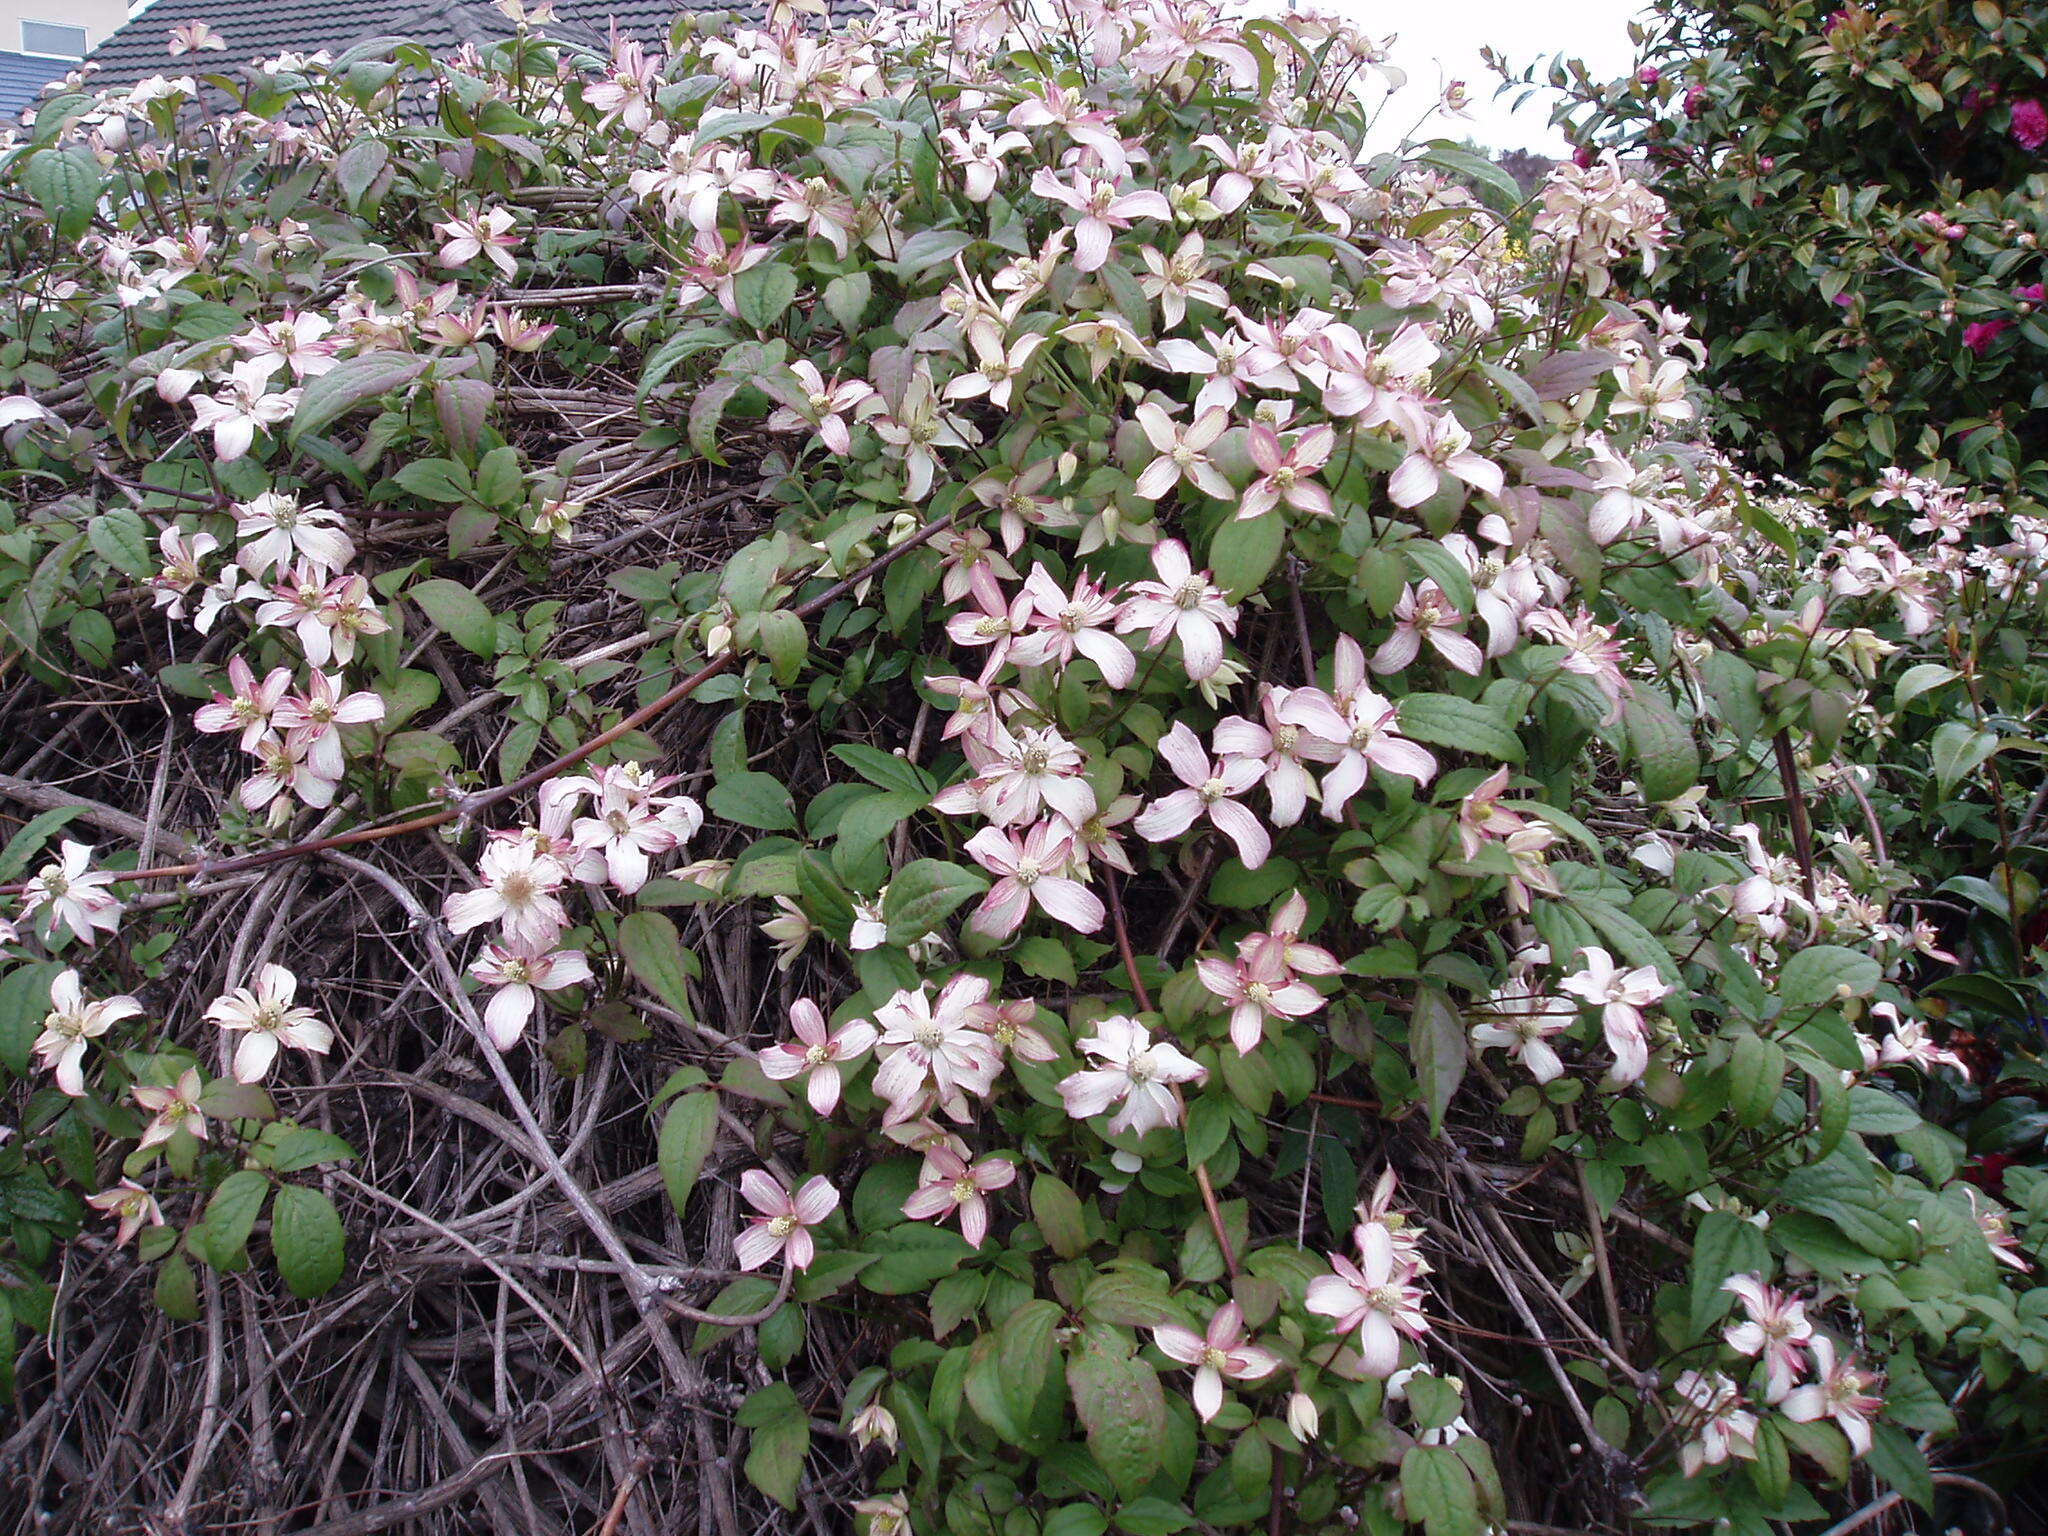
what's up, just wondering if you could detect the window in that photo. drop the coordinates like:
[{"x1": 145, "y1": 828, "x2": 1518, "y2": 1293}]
[{"x1": 20, "y1": 21, "x2": 88, "y2": 57}]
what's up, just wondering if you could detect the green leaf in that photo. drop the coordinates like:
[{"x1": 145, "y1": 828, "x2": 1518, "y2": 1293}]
[
  {"x1": 657, "y1": 1093, "x2": 720, "y2": 1219},
  {"x1": 153, "y1": 1251, "x2": 200, "y2": 1321},
  {"x1": 739, "y1": 1383, "x2": 810, "y2": 1510},
  {"x1": 999, "y1": 1299, "x2": 1063, "y2": 1431},
  {"x1": 1928, "y1": 720, "x2": 1999, "y2": 797},
  {"x1": 1728, "y1": 1033, "x2": 1784, "y2": 1128},
  {"x1": 392, "y1": 457, "x2": 473, "y2": 505},
  {"x1": 1068, "y1": 1339, "x2": 1168, "y2": 1501},
  {"x1": 1688, "y1": 1210, "x2": 1769, "y2": 1336},
  {"x1": 1397, "y1": 694, "x2": 1524, "y2": 764},
  {"x1": 1400, "y1": 1443, "x2": 1482, "y2": 1536},
  {"x1": 1866, "y1": 1423, "x2": 1934, "y2": 1512},
  {"x1": 0, "y1": 961, "x2": 62, "y2": 1077},
  {"x1": 636, "y1": 326, "x2": 732, "y2": 408},
  {"x1": 290, "y1": 351, "x2": 433, "y2": 442},
  {"x1": 1030, "y1": 1173, "x2": 1088, "y2": 1259},
  {"x1": 334, "y1": 139, "x2": 389, "y2": 206},
  {"x1": 1408, "y1": 985, "x2": 1467, "y2": 1137},
  {"x1": 1892, "y1": 662, "x2": 1956, "y2": 709},
  {"x1": 829, "y1": 743, "x2": 932, "y2": 795},
  {"x1": 882, "y1": 859, "x2": 987, "y2": 945},
  {"x1": 1777, "y1": 944, "x2": 1880, "y2": 1009},
  {"x1": 0, "y1": 810, "x2": 87, "y2": 884},
  {"x1": 1207, "y1": 513, "x2": 1283, "y2": 602},
  {"x1": 474, "y1": 445, "x2": 524, "y2": 508},
  {"x1": 87, "y1": 510, "x2": 154, "y2": 578},
  {"x1": 707, "y1": 771, "x2": 795, "y2": 832},
  {"x1": 269, "y1": 1128, "x2": 357, "y2": 1173},
  {"x1": 618, "y1": 911, "x2": 695, "y2": 1017},
  {"x1": 734, "y1": 263, "x2": 800, "y2": 331},
  {"x1": 823, "y1": 271, "x2": 871, "y2": 331},
  {"x1": 270, "y1": 1185, "x2": 346, "y2": 1298},
  {"x1": 1621, "y1": 693, "x2": 1698, "y2": 804},
  {"x1": 200, "y1": 1171, "x2": 270, "y2": 1270},
  {"x1": 24, "y1": 145, "x2": 101, "y2": 242},
  {"x1": 408, "y1": 579, "x2": 499, "y2": 658}
]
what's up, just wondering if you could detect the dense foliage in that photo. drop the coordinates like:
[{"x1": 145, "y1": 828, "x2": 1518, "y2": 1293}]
[
  {"x1": 1551, "y1": 0, "x2": 2048, "y2": 498},
  {"x1": 0, "y1": 2, "x2": 2042, "y2": 1533}
]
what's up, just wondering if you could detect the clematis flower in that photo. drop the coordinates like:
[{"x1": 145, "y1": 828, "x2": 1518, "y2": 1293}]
[
  {"x1": 1213, "y1": 691, "x2": 1325, "y2": 828},
  {"x1": 1138, "y1": 233, "x2": 1230, "y2": 328},
  {"x1": 1526, "y1": 607, "x2": 1632, "y2": 720},
  {"x1": 1239, "y1": 424, "x2": 1335, "y2": 520},
  {"x1": 1243, "y1": 892, "x2": 1342, "y2": 980},
  {"x1": 1305, "y1": 1221, "x2": 1432, "y2": 1377},
  {"x1": 1116, "y1": 539, "x2": 1239, "y2": 681},
  {"x1": 1560, "y1": 946, "x2": 1669, "y2": 1086},
  {"x1": 1133, "y1": 721, "x2": 1271, "y2": 869},
  {"x1": 867, "y1": 363, "x2": 980, "y2": 500},
  {"x1": 443, "y1": 841, "x2": 571, "y2": 951},
  {"x1": 901, "y1": 1145, "x2": 1017, "y2": 1247},
  {"x1": 849, "y1": 1402, "x2": 900, "y2": 1452},
  {"x1": 944, "y1": 327, "x2": 1045, "y2": 411},
  {"x1": 1058, "y1": 1015, "x2": 1206, "y2": 1136},
  {"x1": 86, "y1": 1180, "x2": 165, "y2": 1247},
  {"x1": 132, "y1": 1069, "x2": 210, "y2": 1150},
  {"x1": 761, "y1": 896, "x2": 816, "y2": 971},
  {"x1": 964, "y1": 822, "x2": 1105, "y2": 940},
  {"x1": 1674, "y1": 1371, "x2": 1758, "y2": 1476},
  {"x1": 1197, "y1": 939, "x2": 1324, "y2": 1054},
  {"x1": 944, "y1": 576, "x2": 1033, "y2": 676},
  {"x1": 1963, "y1": 1187, "x2": 2032, "y2": 1272},
  {"x1": 1152, "y1": 1302, "x2": 1280, "y2": 1422},
  {"x1": 468, "y1": 941, "x2": 592, "y2": 1050},
  {"x1": 1456, "y1": 766, "x2": 1528, "y2": 858},
  {"x1": 933, "y1": 721, "x2": 1095, "y2": 827},
  {"x1": 758, "y1": 997, "x2": 878, "y2": 1116},
  {"x1": 1387, "y1": 415, "x2": 1502, "y2": 508},
  {"x1": 1370, "y1": 581, "x2": 1485, "y2": 676},
  {"x1": 735, "y1": 1170, "x2": 839, "y2": 1271},
  {"x1": 194, "y1": 657, "x2": 295, "y2": 750},
  {"x1": 1781, "y1": 1337, "x2": 1882, "y2": 1457},
  {"x1": 765, "y1": 361, "x2": 874, "y2": 454},
  {"x1": 1720, "y1": 1274, "x2": 1814, "y2": 1402},
  {"x1": 1470, "y1": 977, "x2": 1572, "y2": 1084},
  {"x1": 1278, "y1": 683, "x2": 1436, "y2": 816},
  {"x1": 871, "y1": 977, "x2": 1005, "y2": 1124},
  {"x1": 189, "y1": 357, "x2": 298, "y2": 462},
  {"x1": 23, "y1": 841, "x2": 125, "y2": 947},
  {"x1": 240, "y1": 735, "x2": 336, "y2": 812},
  {"x1": 1009, "y1": 565, "x2": 1135, "y2": 686},
  {"x1": 233, "y1": 491, "x2": 354, "y2": 577},
  {"x1": 1028, "y1": 168, "x2": 1173, "y2": 271},
  {"x1": 968, "y1": 995, "x2": 1059, "y2": 1063},
  {"x1": 272, "y1": 671, "x2": 386, "y2": 780},
  {"x1": 1131, "y1": 403, "x2": 1233, "y2": 501},
  {"x1": 433, "y1": 207, "x2": 521, "y2": 277},
  {"x1": 205, "y1": 962, "x2": 334, "y2": 1084},
  {"x1": 150, "y1": 526, "x2": 220, "y2": 619},
  {"x1": 34, "y1": 969, "x2": 143, "y2": 1096},
  {"x1": 941, "y1": 122, "x2": 1030, "y2": 201}
]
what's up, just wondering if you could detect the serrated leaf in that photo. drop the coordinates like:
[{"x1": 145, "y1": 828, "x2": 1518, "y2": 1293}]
[
  {"x1": 269, "y1": 1128, "x2": 357, "y2": 1172},
  {"x1": 87, "y1": 510, "x2": 153, "y2": 578},
  {"x1": 618, "y1": 911, "x2": 695, "y2": 1016},
  {"x1": 1777, "y1": 944, "x2": 1880, "y2": 1008},
  {"x1": 1621, "y1": 693, "x2": 1698, "y2": 804},
  {"x1": 708, "y1": 771, "x2": 797, "y2": 832},
  {"x1": 334, "y1": 139, "x2": 389, "y2": 207},
  {"x1": 1400, "y1": 1444, "x2": 1481, "y2": 1536},
  {"x1": 201, "y1": 1171, "x2": 270, "y2": 1270},
  {"x1": 270, "y1": 1185, "x2": 346, "y2": 1298},
  {"x1": 1396, "y1": 694, "x2": 1523, "y2": 764},
  {"x1": 739, "y1": 1383, "x2": 809, "y2": 1510},
  {"x1": 290, "y1": 351, "x2": 433, "y2": 442},
  {"x1": 734, "y1": 263, "x2": 800, "y2": 332}
]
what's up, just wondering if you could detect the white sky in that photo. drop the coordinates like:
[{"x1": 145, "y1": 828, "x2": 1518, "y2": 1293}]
[{"x1": 1335, "y1": 0, "x2": 1652, "y2": 154}]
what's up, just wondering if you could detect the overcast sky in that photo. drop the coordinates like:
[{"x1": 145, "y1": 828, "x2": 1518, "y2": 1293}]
[{"x1": 1331, "y1": 0, "x2": 1653, "y2": 154}]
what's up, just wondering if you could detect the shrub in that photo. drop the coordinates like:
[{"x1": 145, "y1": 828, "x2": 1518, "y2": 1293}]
[
  {"x1": 0, "y1": 4, "x2": 2042, "y2": 1533},
  {"x1": 1550, "y1": 0, "x2": 2048, "y2": 498}
]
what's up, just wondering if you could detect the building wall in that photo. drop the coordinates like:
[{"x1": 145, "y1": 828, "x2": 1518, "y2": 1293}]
[{"x1": 0, "y1": 0, "x2": 132, "y2": 59}]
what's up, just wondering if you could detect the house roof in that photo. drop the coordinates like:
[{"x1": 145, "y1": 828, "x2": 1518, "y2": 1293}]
[
  {"x1": 1, "y1": 49, "x2": 78, "y2": 118},
  {"x1": 85, "y1": 0, "x2": 801, "y2": 93}
]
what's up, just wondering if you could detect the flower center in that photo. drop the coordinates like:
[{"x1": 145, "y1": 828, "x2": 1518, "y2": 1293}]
[
  {"x1": 950, "y1": 1176, "x2": 978, "y2": 1205},
  {"x1": 911, "y1": 1022, "x2": 945, "y2": 1050},
  {"x1": 500, "y1": 958, "x2": 533, "y2": 985},
  {"x1": 1020, "y1": 745, "x2": 1050, "y2": 774},
  {"x1": 1201, "y1": 1346, "x2": 1230, "y2": 1371},
  {"x1": 1199, "y1": 776, "x2": 1228, "y2": 804},
  {"x1": 804, "y1": 1042, "x2": 831, "y2": 1067},
  {"x1": 768, "y1": 1213, "x2": 799, "y2": 1236},
  {"x1": 499, "y1": 872, "x2": 536, "y2": 905},
  {"x1": 1014, "y1": 857, "x2": 1042, "y2": 886},
  {"x1": 1245, "y1": 981, "x2": 1272, "y2": 1006},
  {"x1": 1174, "y1": 577, "x2": 1208, "y2": 609},
  {"x1": 1273, "y1": 724, "x2": 1298, "y2": 752}
]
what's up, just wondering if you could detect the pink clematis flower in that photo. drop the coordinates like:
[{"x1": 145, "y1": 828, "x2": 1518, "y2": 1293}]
[
  {"x1": 1560, "y1": 946, "x2": 1669, "y2": 1086},
  {"x1": 193, "y1": 656, "x2": 294, "y2": 750},
  {"x1": 1028, "y1": 168, "x2": 1172, "y2": 271},
  {"x1": 1213, "y1": 690, "x2": 1326, "y2": 828},
  {"x1": 758, "y1": 998, "x2": 878, "y2": 1116},
  {"x1": 1720, "y1": 1274, "x2": 1815, "y2": 1402},
  {"x1": 1305, "y1": 1221, "x2": 1432, "y2": 1377},
  {"x1": 1196, "y1": 940, "x2": 1324, "y2": 1054},
  {"x1": 1277, "y1": 683, "x2": 1436, "y2": 816},
  {"x1": 1471, "y1": 976, "x2": 1572, "y2": 1084},
  {"x1": 933, "y1": 721, "x2": 1096, "y2": 828},
  {"x1": 433, "y1": 207, "x2": 521, "y2": 278},
  {"x1": 189, "y1": 357, "x2": 298, "y2": 462},
  {"x1": 86, "y1": 1179, "x2": 165, "y2": 1247},
  {"x1": 1132, "y1": 722, "x2": 1271, "y2": 869},
  {"x1": 901, "y1": 1145, "x2": 1017, "y2": 1247},
  {"x1": 1058, "y1": 1015, "x2": 1206, "y2": 1136},
  {"x1": 944, "y1": 576, "x2": 1033, "y2": 676},
  {"x1": 1239, "y1": 424, "x2": 1335, "y2": 520},
  {"x1": 443, "y1": 841, "x2": 571, "y2": 951},
  {"x1": 1152, "y1": 1302, "x2": 1280, "y2": 1422},
  {"x1": 34, "y1": 969, "x2": 143, "y2": 1096},
  {"x1": 205, "y1": 963, "x2": 334, "y2": 1084},
  {"x1": 964, "y1": 821, "x2": 1106, "y2": 940},
  {"x1": 1387, "y1": 415, "x2": 1502, "y2": 508},
  {"x1": 766, "y1": 361, "x2": 874, "y2": 455},
  {"x1": 1131, "y1": 403, "x2": 1233, "y2": 502},
  {"x1": 1781, "y1": 1337, "x2": 1883, "y2": 1457},
  {"x1": 272, "y1": 671, "x2": 386, "y2": 780},
  {"x1": 468, "y1": 941, "x2": 592, "y2": 1050},
  {"x1": 1116, "y1": 539, "x2": 1239, "y2": 681},
  {"x1": 132, "y1": 1068, "x2": 210, "y2": 1151},
  {"x1": 1674, "y1": 1371, "x2": 1759, "y2": 1476},
  {"x1": 1371, "y1": 581, "x2": 1485, "y2": 676},
  {"x1": 871, "y1": 977, "x2": 1005, "y2": 1124},
  {"x1": 233, "y1": 492, "x2": 354, "y2": 578},
  {"x1": 735, "y1": 1170, "x2": 839, "y2": 1272},
  {"x1": 1009, "y1": 565, "x2": 1135, "y2": 686},
  {"x1": 23, "y1": 841, "x2": 124, "y2": 947},
  {"x1": 1244, "y1": 892, "x2": 1343, "y2": 979}
]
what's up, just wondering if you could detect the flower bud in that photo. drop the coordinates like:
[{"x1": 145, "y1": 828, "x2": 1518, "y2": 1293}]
[
  {"x1": 1287, "y1": 1392, "x2": 1320, "y2": 1441},
  {"x1": 850, "y1": 1402, "x2": 899, "y2": 1453}
]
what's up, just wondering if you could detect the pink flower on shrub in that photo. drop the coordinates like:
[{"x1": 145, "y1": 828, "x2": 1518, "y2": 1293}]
[
  {"x1": 1306, "y1": 1221, "x2": 1431, "y2": 1377},
  {"x1": 468, "y1": 941, "x2": 592, "y2": 1050},
  {"x1": 1152, "y1": 1302, "x2": 1279, "y2": 1421},
  {"x1": 735, "y1": 1170, "x2": 838, "y2": 1272},
  {"x1": 1720, "y1": 1274, "x2": 1813, "y2": 1402},
  {"x1": 1197, "y1": 939, "x2": 1324, "y2": 1054},
  {"x1": 1058, "y1": 1015, "x2": 1205, "y2": 1136},
  {"x1": 1962, "y1": 318, "x2": 2011, "y2": 355},
  {"x1": 1133, "y1": 721, "x2": 1271, "y2": 869},
  {"x1": 1116, "y1": 539, "x2": 1239, "y2": 681},
  {"x1": 1782, "y1": 1338, "x2": 1883, "y2": 1457},
  {"x1": 964, "y1": 821, "x2": 1105, "y2": 940},
  {"x1": 902, "y1": 1146, "x2": 1016, "y2": 1247},
  {"x1": 2012, "y1": 98, "x2": 2048, "y2": 153},
  {"x1": 759, "y1": 998, "x2": 877, "y2": 1116},
  {"x1": 1027, "y1": 168, "x2": 1172, "y2": 271}
]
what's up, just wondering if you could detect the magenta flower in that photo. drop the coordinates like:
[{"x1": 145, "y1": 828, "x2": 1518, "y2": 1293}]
[
  {"x1": 1152, "y1": 1302, "x2": 1280, "y2": 1421},
  {"x1": 734, "y1": 1170, "x2": 839, "y2": 1272},
  {"x1": 964, "y1": 821, "x2": 1105, "y2": 940},
  {"x1": 1962, "y1": 318, "x2": 2012, "y2": 356},
  {"x1": 1132, "y1": 721, "x2": 1271, "y2": 869},
  {"x1": 2013, "y1": 98, "x2": 2048, "y2": 152},
  {"x1": 758, "y1": 998, "x2": 878, "y2": 1116},
  {"x1": 901, "y1": 1145, "x2": 1016, "y2": 1247}
]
